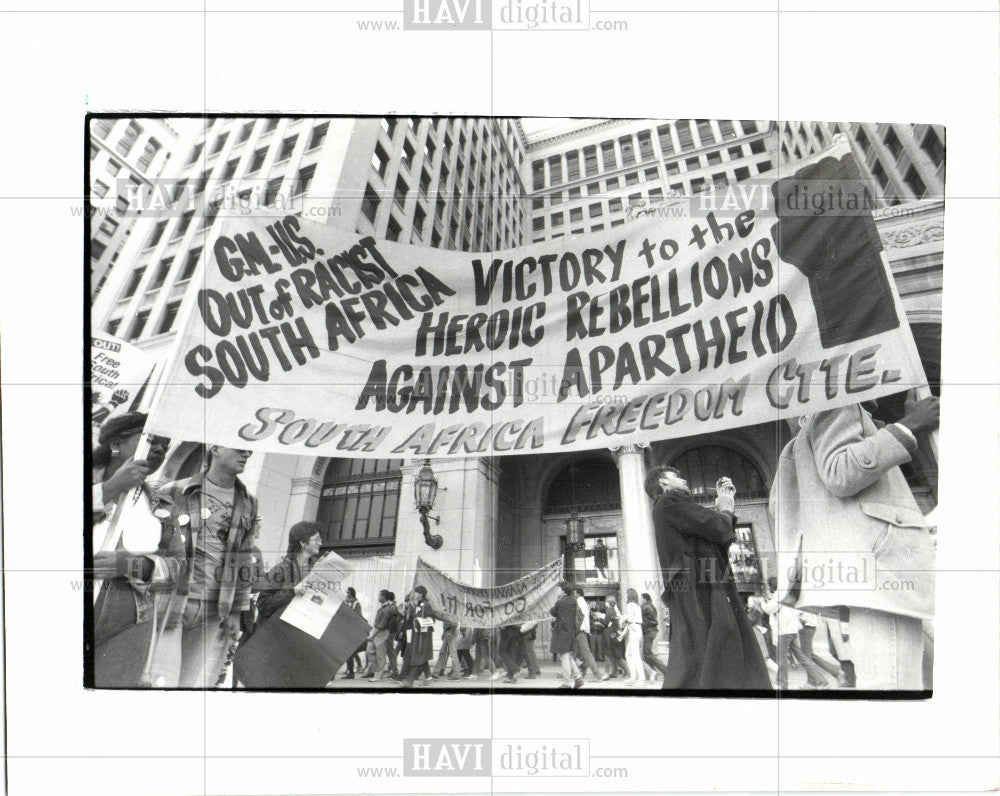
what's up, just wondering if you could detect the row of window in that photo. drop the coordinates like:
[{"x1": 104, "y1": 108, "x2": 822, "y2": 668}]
[
  {"x1": 531, "y1": 120, "x2": 760, "y2": 190},
  {"x1": 91, "y1": 119, "x2": 164, "y2": 171}
]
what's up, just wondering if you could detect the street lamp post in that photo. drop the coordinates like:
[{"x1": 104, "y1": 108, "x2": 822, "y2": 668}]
[
  {"x1": 564, "y1": 511, "x2": 585, "y2": 584},
  {"x1": 414, "y1": 459, "x2": 444, "y2": 550}
]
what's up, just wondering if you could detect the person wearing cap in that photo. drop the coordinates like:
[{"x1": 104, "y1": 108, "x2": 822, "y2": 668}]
[
  {"x1": 646, "y1": 465, "x2": 771, "y2": 690},
  {"x1": 401, "y1": 586, "x2": 435, "y2": 687},
  {"x1": 145, "y1": 445, "x2": 260, "y2": 688},
  {"x1": 91, "y1": 413, "x2": 175, "y2": 687}
]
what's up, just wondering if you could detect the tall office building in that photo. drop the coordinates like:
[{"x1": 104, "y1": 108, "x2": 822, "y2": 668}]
[
  {"x1": 88, "y1": 118, "x2": 184, "y2": 298},
  {"x1": 525, "y1": 118, "x2": 777, "y2": 242},
  {"x1": 778, "y1": 120, "x2": 946, "y2": 205}
]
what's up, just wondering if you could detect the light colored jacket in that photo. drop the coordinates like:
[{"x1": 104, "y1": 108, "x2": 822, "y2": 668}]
[{"x1": 769, "y1": 405, "x2": 934, "y2": 620}]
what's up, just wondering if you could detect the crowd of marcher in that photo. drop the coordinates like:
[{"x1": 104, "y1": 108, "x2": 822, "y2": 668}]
[{"x1": 91, "y1": 390, "x2": 939, "y2": 691}]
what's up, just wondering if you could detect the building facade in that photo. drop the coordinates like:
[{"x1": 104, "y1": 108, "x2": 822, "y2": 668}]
[
  {"x1": 89, "y1": 117, "x2": 943, "y2": 632},
  {"x1": 88, "y1": 118, "x2": 184, "y2": 298}
]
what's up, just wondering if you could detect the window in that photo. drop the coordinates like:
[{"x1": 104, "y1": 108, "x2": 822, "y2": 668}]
[
  {"x1": 188, "y1": 143, "x2": 203, "y2": 165},
  {"x1": 648, "y1": 187, "x2": 663, "y2": 203},
  {"x1": 750, "y1": 139, "x2": 766, "y2": 155},
  {"x1": 690, "y1": 178, "x2": 706, "y2": 193},
  {"x1": 740, "y1": 120, "x2": 758, "y2": 135},
  {"x1": 728, "y1": 146, "x2": 743, "y2": 160},
  {"x1": 137, "y1": 138, "x2": 161, "y2": 169},
  {"x1": 150, "y1": 257, "x2": 173, "y2": 289},
  {"x1": 179, "y1": 247, "x2": 201, "y2": 281},
  {"x1": 550, "y1": 191, "x2": 562, "y2": 205},
  {"x1": 619, "y1": 136, "x2": 635, "y2": 166},
  {"x1": 532, "y1": 217, "x2": 545, "y2": 232},
  {"x1": 591, "y1": 224, "x2": 603, "y2": 232},
  {"x1": 718, "y1": 120, "x2": 735, "y2": 140},
  {"x1": 91, "y1": 240, "x2": 107, "y2": 260},
  {"x1": 222, "y1": 158, "x2": 239, "y2": 180},
  {"x1": 116, "y1": 121, "x2": 141, "y2": 156},
  {"x1": 532, "y1": 197, "x2": 544, "y2": 210},
  {"x1": 394, "y1": 174, "x2": 408, "y2": 209},
  {"x1": 413, "y1": 204, "x2": 426, "y2": 234},
  {"x1": 675, "y1": 120, "x2": 694, "y2": 150},
  {"x1": 665, "y1": 162, "x2": 680, "y2": 176},
  {"x1": 637, "y1": 131, "x2": 654, "y2": 161},
  {"x1": 263, "y1": 118, "x2": 278, "y2": 134},
  {"x1": 625, "y1": 171, "x2": 639, "y2": 186},
  {"x1": 385, "y1": 216, "x2": 402, "y2": 242},
  {"x1": 93, "y1": 119, "x2": 114, "y2": 140},
  {"x1": 532, "y1": 161, "x2": 545, "y2": 190},
  {"x1": 147, "y1": 220, "x2": 168, "y2": 248},
  {"x1": 402, "y1": 139, "x2": 416, "y2": 171},
  {"x1": 667, "y1": 445, "x2": 767, "y2": 499},
  {"x1": 570, "y1": 207, "x2": 582, "y2": 223},
  {"x1": 903, "y1": 165, "x2": 926, "y2": 198},
  {"x1": 657, "y1": 124, "x2": 675, "y2": 156},
  {"x1": 248, "y1": 148, "x2": 266, "y2": 173},
  {"x1": 884, "y1": 127, "x2": 903, "y2": 159},
  {"x1": 127, "y1": 310, "x2": 150, "y2": 341},
  {"x1": 277, "y1": 135, "x2": 297, "y2": 162},
  {"x1": 293, "y1": 164, "x2": 315, "y2": 196},
  {"x1": 600, "y1": 141, "x2": 616, "y2": 170},
  {"x1": 122, "y1": 267, "x2": 146, "y2": 298},
  {"x1": 757, "y1": 160, "x2": 772, "y2": 173},
  {"x1": 685, "y1": 157, "x2": 701, "y2": 171},
  {"x1": 372, "y1": 143, "x2": 389, "y2": 178},
  {"x1": 548, "y1": 155, "x2": 562, "y2": 185},
  {"x1": 813, "y1": 123, "x2": 826, "y2": 147},
  {"x1": 587, "y1": 181, "x2": 600, "y2": 195},
  {"x1": 308, "y1": 122, "x2": 328, "y2": 150},
  {"x1": 566, "y1": 151, "x2": 580, "y2": 181},
  {"x1": 98, "y1": 217, "x2": 119, "y2": 237},
  {"x1": 871, "y1": 160, "x2": 889, "y2": 189},
  {"x1": 211, "y1": 132, "x2": 228, "y2": 155},
  {"x1": 608, "y1": 198, "x2": 622, "y2": 213},
  {"x1": 588, "y1": 202, "x2": 603, "y2": 217},
  {"x1": 157, "y1": 301, "x2": 181, "y2": 335},
  {"x1": 706, "y1": 151, "x2": 722, "y2": 166},
  {"x1": 855, "y1": 126, "x2": 871, "y2": 153},
  {"x1": 605, "y1": 177, "x2": 619, "y2": 190},
  {"x1": 115, "y1": 196, "x2": 129, "y2": 214},
  {"x1": 237, "y1": 122, "x2": 254, "y2": 143},
  {"x1": 93, "y1": 179, "x2": 110, "y2": 198},
  {"x1": 317, "y1": 458, "x2": 404, "y2": 548},
  {"x1": 262, "y1": 177, "x2": 281, "y2": 207},
  {"x1": 920, "y1": 127, "x2": 945, "y2": 170},
  {"x1": 568, "y1": 186, "x2": 581, "y2": 199},
  {"x1": 734, "y1": 166, "x2": 751, "y2": 182},
  {"x1": 551, "y1": 212, "x2": 563, "y2": 227},
  {"x1": 696, "y1": 120, "x2": 714, "y2": 146},
  {"x1": 424, "y1": 137, "x2": 436, "y2": 165},
  {"x1": 174, "y1": 210, "x2": 194, "y2": 238},
  {"x1": 584, "y1": 145, "x2": 598, "y2": 176},
  {"x1": 419, "y1": 168, "x2": 431, "y2": 197},
  {"x1": 105, "y1": 318, "x2": 121, "y2": 336},
  {"x1": 362, "y1": 183, "x2": 380, "y2": 223},
  {"x1": 644, "y1": 166, "x2": 659, "y2": 181},
  {"x1": 431, "y1": 228, "x2": 442, "y2": 247}
]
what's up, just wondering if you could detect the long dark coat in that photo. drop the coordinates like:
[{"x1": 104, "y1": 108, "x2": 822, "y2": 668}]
[
  {"x1": 549, "y1": 593, "x2": 580, "y2": 655},
  {"x1": 653, "y1": 491, "x2": 771, "y2": 690},
  {"x1": 404, "y1": 598, "x2": 434, "y2": 666}
]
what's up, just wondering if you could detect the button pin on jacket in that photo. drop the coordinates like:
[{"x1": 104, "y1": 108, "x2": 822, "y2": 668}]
[
  {"x1": 201, "y1": 507, "x2": 213, "y2": 521},
  {"x1": 177, "y1": 514, "x2": 190, "y2": 526}
]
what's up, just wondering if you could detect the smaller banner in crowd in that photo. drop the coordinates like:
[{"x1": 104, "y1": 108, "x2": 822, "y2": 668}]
[
  {"x1": 414, "y1": 557, "x2": 563, "y2": 629},
  {"x1": 233, "y1": 551, "x2": 371, "y2": 688},
  {"x1": 90, "y1": 332, "x2": 155, "y2": 437}
]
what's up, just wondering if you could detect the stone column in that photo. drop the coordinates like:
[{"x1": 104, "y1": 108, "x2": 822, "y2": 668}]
[{"x1": 613, "y1": 444, "x2": 668, "y2": 653}]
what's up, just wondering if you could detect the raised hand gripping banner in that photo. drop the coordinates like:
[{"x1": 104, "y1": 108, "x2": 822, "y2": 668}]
[
  {"x1": 145, "y1": 141, "x2": 927, "y2": 457},
  {"x1": 414, "y1": 557, "x2": 564, "y2": 629}
]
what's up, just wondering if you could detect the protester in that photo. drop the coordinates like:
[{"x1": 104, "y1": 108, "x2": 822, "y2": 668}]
[
  {"x1": 550, "y1": 581, "x2": 584, "y2": 689},
  {"x1": 472, "y1": 626, "x2": 493, "y2": 677},
  {"x1": 148, "y1": 445, "x2": 260, "y2": 688},
  {"x1": 769, "y1": 397, "x2": 939, "y2": 689},
  {"x1": 386, "y1": 592, "x2": 404, "y2": 680},
  {"x1": 590, "y1": 609, "x2": 607, "y2": 664},
  {"x1": 762, "y1": 578, "x2": 830, "y2": 689},
  {"x1": 433, "y1": 620, "x2": 462, "y2": 680},
  {"x1": 603, "y1": 596, "x2": 628, "y2": 679},
  {"x1": 363, "y1": 590, "x2": 398, "y2": 680},
  {"x1": 91, "y1": 413, "x2": 175, "y2": 687},
  {"x1": 456, "y1": 627, "x2": 475, "y2": 677},
  {"x1": 496, "y1": 624, "x2": 521, "y2": 683},
  {"x1": 339, "y1": 587, "x2": 366, "y2": 678},
  {"x1": 254, "y1": 522, "x2": 323, "y2": 623},
  {"x1": 573, "y1": 588, "x2": 605, "y2": 682},
  {"x1": 518, "y1": 620, "x2": 541, "y2": 679},
  {"x1": 401, "y1": 586, "x2": 434, "y2": 687},
  {"x1": 640, "y1": 592, "x2": 669, "y2": 683},
  {"x1": 647, "y1": 465, "x2": 771, "y2": 690},
  {"x1": 621, "y1": 588, "x2": 645, "y2": 686}
]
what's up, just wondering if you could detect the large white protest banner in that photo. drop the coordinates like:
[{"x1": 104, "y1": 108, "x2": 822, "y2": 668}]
[
  {"x1": 90, "y1": 332, "x2": 156, "y2": 436},
  {"x1": 145, "y1": 142, "x2": 927, "y2": 457},
  {"x1": 414, "y1": 557, "x2": 563, "y2": 629}
]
